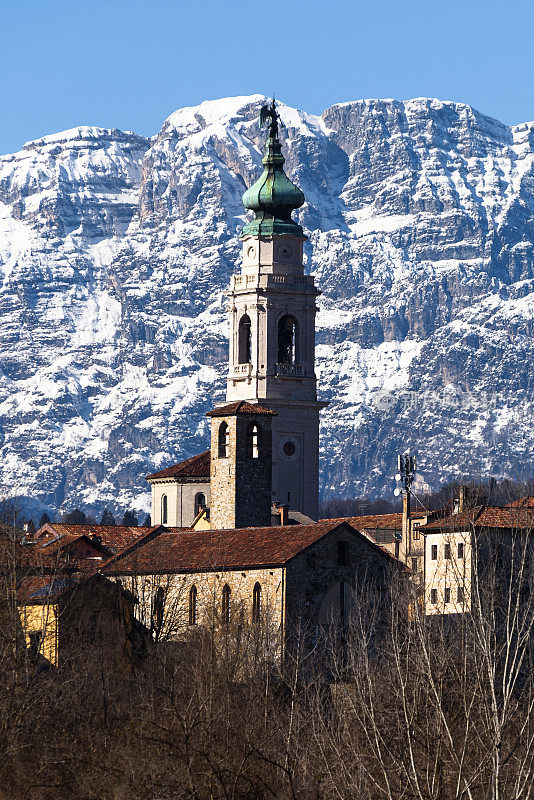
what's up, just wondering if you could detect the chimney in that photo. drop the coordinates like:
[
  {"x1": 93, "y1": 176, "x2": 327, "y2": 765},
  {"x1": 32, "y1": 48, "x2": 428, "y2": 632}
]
[
  {"x1": 453, "y1": 486, "x2": 468, "y2": 514},
  {"x1": 279, "y1": 504, "x2": 290, "y2": 525}
]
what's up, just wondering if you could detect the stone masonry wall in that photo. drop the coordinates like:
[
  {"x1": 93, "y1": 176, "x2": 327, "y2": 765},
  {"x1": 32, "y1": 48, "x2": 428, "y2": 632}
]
[
  {"x1": 210, "y1": 413, "x2": 272, "y2": 530},
  {"x1": 113, "y1": 567, "x2": 284, "y2": 644},
  {"x1": 210, "y1": 416, "x2": 237, "y2": 529},
  {"x1": 285, "y1": 523, "x2": 398, "y2": 637},
  {"x1": 234, "y1": 414, "x2": 272, "y2": 529}
]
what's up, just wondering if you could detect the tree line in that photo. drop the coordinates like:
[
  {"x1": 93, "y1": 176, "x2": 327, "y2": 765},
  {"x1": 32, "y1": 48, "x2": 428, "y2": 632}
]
[
  {"x1": 1, "y1": 524, "x2": 533, "y2": 799},
  {"x1": 0, "y1": 498, "x2": 150, "y2": 532},
  {"x1": 319, "y1": 476, "x2": 534, "y2": 519}
]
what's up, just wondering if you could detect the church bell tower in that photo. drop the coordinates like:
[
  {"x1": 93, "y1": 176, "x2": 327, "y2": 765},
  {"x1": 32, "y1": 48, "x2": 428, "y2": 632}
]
[{"x1": 226, "y1": 100, "x2": 327, "y2": 521}]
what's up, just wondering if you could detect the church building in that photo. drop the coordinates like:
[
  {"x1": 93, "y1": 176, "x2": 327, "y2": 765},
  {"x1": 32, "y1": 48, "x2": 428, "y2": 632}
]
[
  {"x1": 24, "y1": 101, "x2": 404, "y2": 668},
  {"x1": 147, "y1": 100, "x2": 327, "y2": 525},
  {"x1": 101, "y1": 101, "x2": 401, "y2": 655}
]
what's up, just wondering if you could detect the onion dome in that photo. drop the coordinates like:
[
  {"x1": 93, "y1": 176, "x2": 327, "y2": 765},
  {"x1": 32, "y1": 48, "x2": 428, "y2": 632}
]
[{"x1": 242, "y1": 99, "x2": 305, "y2": 237}]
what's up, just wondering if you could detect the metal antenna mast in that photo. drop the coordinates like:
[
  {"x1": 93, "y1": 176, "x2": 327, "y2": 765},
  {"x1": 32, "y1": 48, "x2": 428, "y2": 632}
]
[{"x1": 394, "y1": 452, "x2": 417, "y2": 559}]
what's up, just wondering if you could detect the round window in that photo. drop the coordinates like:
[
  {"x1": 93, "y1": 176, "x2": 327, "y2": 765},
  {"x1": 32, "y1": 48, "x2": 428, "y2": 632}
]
[
  {"x1": 283, "y1": 441, "x2": 296, "y2": 457},
  {"x1": 279, "y1": 438, "x2": 300, "y2": 461},
  {"x1": 247, "y1": 245, "x2": 256, "y2": 259}
]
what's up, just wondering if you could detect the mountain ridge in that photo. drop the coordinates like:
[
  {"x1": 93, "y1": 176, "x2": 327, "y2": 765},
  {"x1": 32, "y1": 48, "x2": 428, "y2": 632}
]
[{"x1": 0, "y1": 94, "x2": 533, "y2": 520}]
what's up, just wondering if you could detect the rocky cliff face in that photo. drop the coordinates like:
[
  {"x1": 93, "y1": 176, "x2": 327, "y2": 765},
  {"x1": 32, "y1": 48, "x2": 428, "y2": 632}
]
[{"x1": 0, "y1": 95, "x2": 533, "y2": 519}]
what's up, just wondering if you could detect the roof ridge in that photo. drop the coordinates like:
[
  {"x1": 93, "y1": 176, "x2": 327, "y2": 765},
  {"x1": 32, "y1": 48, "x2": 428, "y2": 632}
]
[
  {"x1": 146, "y1": 449, "x2": 211, "y2": 481},
  {"x1": 102, "y1": 520, "x2": 404, "y2": 575}
]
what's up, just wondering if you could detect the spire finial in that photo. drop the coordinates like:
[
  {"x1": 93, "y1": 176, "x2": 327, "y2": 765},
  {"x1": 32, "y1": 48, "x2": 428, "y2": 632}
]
[
  {"x1": 241, "y1": 96, "x2": 305, "y2": 238},
  {"x1": 259, "y1": 96, "x2": 281, "y2": 140}
]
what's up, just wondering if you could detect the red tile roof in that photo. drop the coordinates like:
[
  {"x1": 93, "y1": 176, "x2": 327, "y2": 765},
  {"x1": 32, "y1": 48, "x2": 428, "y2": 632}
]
[
  {"x1": 422, "y1": 506, "x2": 534, "y2": 532},
  {"x1": 36, "y1": 524, "x2": 154, "y2": 554},
  {"x1": 505, "y1": 497, "x2": 534, "y2": 509},
  {"x1": 146, "y1": 450, "x2": 211, "y2": 481},
  {"x1": 320, "y1": 512, "x2": 428, "y2": 530},
  {"x1": 0, "y1": 538, "x2": 52, "y2": 572},
  {"x1": 206, "y1": 400, "x2": 276, "y2": 417},
  {"x1": 101, "y1": 524, "x2": 189, "y2": 568},
  {"x1": 103, "y1": 521, "x2": 399, "y2": 575}
]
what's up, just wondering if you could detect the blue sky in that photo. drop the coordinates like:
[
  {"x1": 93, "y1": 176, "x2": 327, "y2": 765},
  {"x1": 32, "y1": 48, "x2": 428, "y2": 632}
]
[{"x1": 1, "y1": 0, "x2": 533, "y2": 154}]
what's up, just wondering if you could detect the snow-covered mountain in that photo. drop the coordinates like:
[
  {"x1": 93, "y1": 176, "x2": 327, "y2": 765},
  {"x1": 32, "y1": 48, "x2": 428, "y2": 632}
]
[{"x1": 1, "y1": 95, "x2": 533, "y2": 520}]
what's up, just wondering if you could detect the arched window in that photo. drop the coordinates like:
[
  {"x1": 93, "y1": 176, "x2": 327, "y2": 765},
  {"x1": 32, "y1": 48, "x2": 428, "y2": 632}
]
[
  {"x1": 246, "y1": 422, "x2": 261, "y2": 459},
  {"x1": 189, "y1": 585, "x2": 197, "y2": 625},
  {"x1": 218, "y1": 422, "x2": 229, "y2": 458},
  {"x1": 222, "y1": 584, "x2": 231, "y2": 624},
  {"x1": 278, "y1": 315, "x2": 298, "y2": 365},
  {"x1": 194, "y1": 492, "x2": 206, "y2": 517},
  {"x1": 238, "y1": 314, "x2": 252, "y2": 364},
  {"x1": 152, "y1": 586, "x2": 165, "y2": 634},
  {"x1": 252, "y1": 582, "x2": 261, "y2": 623},
  {"x1": 161, "y1": 494, "x2": 168, "y2": 525}
]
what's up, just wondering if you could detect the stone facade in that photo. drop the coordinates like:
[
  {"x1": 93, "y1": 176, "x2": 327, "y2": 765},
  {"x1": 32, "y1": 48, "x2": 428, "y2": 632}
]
[
  {"x1": 285, "y1": 524, "x2": 397, "y2": 627},
  {"x1": 209, "y1": 410, "x2": 273, "y2": 530},
  {"x1": 108, "y1": 522, "x2": 401, "y2": 668},
  {"x1": 115, "y1": 567, "x2": 284, "y2": 645}
]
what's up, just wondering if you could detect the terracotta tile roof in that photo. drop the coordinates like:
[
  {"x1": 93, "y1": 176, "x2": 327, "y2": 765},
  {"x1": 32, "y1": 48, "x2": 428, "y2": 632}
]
[
  {"x1": 36, "y1": 524, "x2": 154, "y2": 554},
  {"x1": 505, "y1": 497, "x2": 534, "y2": 509},
  {"x1": 1, "y1": 536, "x2": 108, "y2": 577},
  {"x1": 320, "y1": 512, "x2": 428, "y2": 530},
  {"x1": 103, "y1": 521, "x2": 400, "y2": 575},
  {"x1": 422, "y1": 506, "x2": 534, "y2": 532},
  {"x1": 99, "y1": 525, "x2": 189, "y2": 569},
  {"x1": 146, "y1": 450, "x2": 211, "y2": 481},
  {"x1": 206, "y1": 400, "x2": 276, "y2": 417}
]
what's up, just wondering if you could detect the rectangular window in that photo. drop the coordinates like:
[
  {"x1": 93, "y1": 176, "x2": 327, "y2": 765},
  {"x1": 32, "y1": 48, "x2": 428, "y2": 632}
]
[
  {"x1": 431, "y1": 544, "x2": 438, "y2": 560},
  {"x1": 457, "y1": 586, "x2": 464, "y2": 603},
  {"x1": 412, "y1": 523, "x2": 420, "y2": 541},
  {"x1": 444, "y1": 587, "x2": 451, "y2": 604},
  {"x1": 444, "y1": 543, "x2": 451, "y2": 560},
  {"x1": 430, "y1": 589, "x2": 438, "y2": 604},
  {"x1": 337, "y1": 541, "x2": 348, "y2": 567},
  {"x1": 411, "y1": 557, "x2": 418, "y2": 572},
  {"x1": 458, "y1": 542, "x2": 464, "y2": 559}
]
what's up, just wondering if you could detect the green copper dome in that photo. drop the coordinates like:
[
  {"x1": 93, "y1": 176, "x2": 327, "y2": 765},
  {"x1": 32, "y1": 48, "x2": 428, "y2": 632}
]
[{"x1": 241, "y1": 100, "x2": 305, "y2": 238}]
